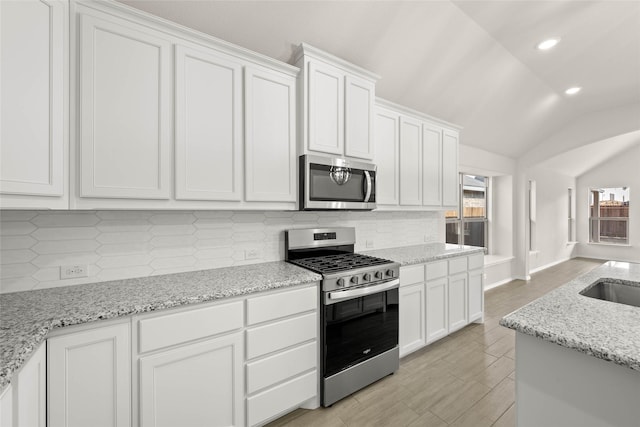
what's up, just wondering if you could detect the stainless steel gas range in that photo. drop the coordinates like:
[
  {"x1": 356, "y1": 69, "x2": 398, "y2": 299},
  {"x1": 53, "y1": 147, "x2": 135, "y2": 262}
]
[{"x1": 285, "y1": 227, "x2": 400, "y2": 407}]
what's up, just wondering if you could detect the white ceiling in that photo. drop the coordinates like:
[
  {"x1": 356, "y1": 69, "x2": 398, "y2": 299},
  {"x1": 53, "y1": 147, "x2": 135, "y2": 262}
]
[{"x1": 118, "y1": 0, "x2": 640, "y2": 162}]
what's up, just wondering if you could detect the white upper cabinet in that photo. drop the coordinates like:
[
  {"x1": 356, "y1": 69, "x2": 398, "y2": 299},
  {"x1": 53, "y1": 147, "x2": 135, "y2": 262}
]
[
  {"x1": 399, "y1": 116, "x2": 423, "y2": 206},
  {"x1": 0, "y1": 0, "x2": 67, "y2": 208},
  {"x1": 442, "y1": 129, "x2": 460, "y2": 208},
  {"x1": 374, "y1": 107, "x2": 400, "y2": 205},
  {"x1": 296, "y1": 43, "x2": 378, "y2": 160},
  {"x1": 344, "y1": 75, "x2": 375, "y2": 159},
  {"x1": 375, "y1": 98, "x2": 461, "y2": 210},
  {"x1": 175, "y1": 45, "x2": 243, "y2": 201},
  {"x1": 422, "y1": 123, "x2": 443, "y2": 206},
  {"x1": 244, "y1": 67, "x2": 297, "y2": 202},
  {"x1": 78, "y1": 11, "x2": 171, "y2": 199}
]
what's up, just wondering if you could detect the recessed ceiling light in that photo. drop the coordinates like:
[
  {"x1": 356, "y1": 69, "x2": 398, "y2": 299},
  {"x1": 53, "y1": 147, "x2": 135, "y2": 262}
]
[
  {"x1": 565, "y1": 87, "x2": 582, "y2": 95},
  {"x1": 536, "y1": 38, "x2": 560, "y2": 50}
]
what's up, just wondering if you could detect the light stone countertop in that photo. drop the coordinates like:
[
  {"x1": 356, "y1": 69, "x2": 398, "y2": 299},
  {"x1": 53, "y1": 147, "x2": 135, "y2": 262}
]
[
  {"x1": 0, "y1": 261, "x2": 321, "y2": 394},
  {"x1": 364, "y1": 242, "x2": 485, "y2": 266},
  {"x1": 500, "y1": 261, "x2": 640, "y2": 372}
]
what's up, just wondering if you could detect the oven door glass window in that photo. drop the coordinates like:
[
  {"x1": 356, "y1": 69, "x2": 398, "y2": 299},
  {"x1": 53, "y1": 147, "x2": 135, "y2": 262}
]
[
  {"x1": 309, "y1": 163, "x2": 375, "y2": 203},
  {"x1": 323, "y1": 288, "x2": 398, "y2": 377}
]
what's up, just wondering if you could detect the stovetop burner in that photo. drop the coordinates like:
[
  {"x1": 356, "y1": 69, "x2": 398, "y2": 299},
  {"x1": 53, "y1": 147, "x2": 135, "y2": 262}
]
[{"x1": 289, "y1": 253, "x2": 392, "y2": 275}]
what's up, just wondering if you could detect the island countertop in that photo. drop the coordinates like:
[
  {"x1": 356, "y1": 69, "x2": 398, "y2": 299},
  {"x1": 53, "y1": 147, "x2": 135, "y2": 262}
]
[
  {"x1": 0, "y1": 261, "x2": 321, "y2": 394},
  {"x1": 500, "y1": 261, "x2": 640, "y2": 372}
]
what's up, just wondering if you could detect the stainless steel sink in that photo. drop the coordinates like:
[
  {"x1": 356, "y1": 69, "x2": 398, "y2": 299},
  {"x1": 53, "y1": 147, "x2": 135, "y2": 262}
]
[{"x1": 580, "y1": 279, "x2": 640, "y2": 308}]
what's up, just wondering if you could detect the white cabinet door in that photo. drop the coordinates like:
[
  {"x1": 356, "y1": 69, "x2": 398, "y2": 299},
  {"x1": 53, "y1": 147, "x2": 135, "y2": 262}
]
[
  {"x1": 399, "y1": 283, "x2": 426, "y2": 357},
  {"x1": 442, "y1": 129, "x2": 459, "y2": 208},
  {"x1": 422, "y1": 123, "x2": 442, "y2": 207},
  {"x1": 399, "y1": 117, "x2": 422, "y2": 206},
  {"x1": 79, "y1": 13, "x2": 171, "y2": 199},
  {"x1": 426, "y1": 277, "x2": 448, "y2": 344},
  {"x1": 344, "y1": 75, "x2": 374, "y2": 160},
  {"x1": 308, "y1": 61, "x2": 344, "y2": 155},
  {"x1": 139, "y1": 333, "x2": 244, "y2": 427},
  {"x1": 245, "y1": 67, "x2": 296, "y2": 202},
  {"x1": 175, "y1": 45, "x2": 243, "y2": 201},
  {"x1": 0, "y1": 0, "x2": 64, "y2": 200},
  {"x1": 48, "y1": 322, "x2": 131, "y2": 427},
  {"x1": 16, "y1": 343, "x2": 46, "y2": 427},
  {"x1": 374, "y1": 108, "x2": 399, "y2": 205},
  {"x1": 448, "y1": 272, "x2": 468, "y2": 332},
  {"x1": 0, "y1": 385, "x2": 11, "y2": 427},
  {"x1": 468, "y1": 269, "x2": 484, "y2": 323}
]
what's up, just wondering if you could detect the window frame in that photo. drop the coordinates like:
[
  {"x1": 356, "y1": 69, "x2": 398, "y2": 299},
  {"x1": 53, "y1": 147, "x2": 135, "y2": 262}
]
[
  {"x1": 588, "y1": 187, "x2": 630, "y2": 246},
  {"x1": 445, "y1": 173, "x2": 489, "y2": 253}
]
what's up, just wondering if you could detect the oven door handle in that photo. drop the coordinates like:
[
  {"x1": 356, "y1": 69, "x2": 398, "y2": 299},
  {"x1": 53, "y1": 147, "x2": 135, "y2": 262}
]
[
  {"x1": 326, "y1": 278, "x2": 399, "y2": 303},
  {"x1": 363, "y1": 171, "x2": 372, "y2": 202}
]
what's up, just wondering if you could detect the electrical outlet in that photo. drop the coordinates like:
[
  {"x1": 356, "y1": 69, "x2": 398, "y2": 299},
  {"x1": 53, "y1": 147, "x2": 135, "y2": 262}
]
[
  {"x1": 245, "y1": 249, "x2": 260, "y2": 260},
  {"x1": 60, "y1": 265, "x2": 88, "y2": 279},
  {"x1": 424, "y1": 234, "x2": 430, "y2": 242},
  {"x1": 366, "y1": 240, "x2": 374, "y2": 248}
]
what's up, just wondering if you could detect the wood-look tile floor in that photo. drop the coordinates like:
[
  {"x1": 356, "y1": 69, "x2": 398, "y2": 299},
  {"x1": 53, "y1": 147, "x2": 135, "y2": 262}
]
[{"x1": 267, "y1": 257, "x2": 604, "y2": 427}]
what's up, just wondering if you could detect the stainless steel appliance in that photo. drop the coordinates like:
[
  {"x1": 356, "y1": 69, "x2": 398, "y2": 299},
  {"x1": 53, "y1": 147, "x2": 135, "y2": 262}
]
[
  {"x1": 285, "y1": 227, "x2": 400, "y2": 406},
  {"x1": 299, "y1": 154, "x2": 376, "y2": 210}
]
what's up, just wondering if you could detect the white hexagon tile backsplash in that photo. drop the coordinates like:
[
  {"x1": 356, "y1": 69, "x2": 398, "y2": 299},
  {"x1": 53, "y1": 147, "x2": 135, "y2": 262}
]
[{"x1": 0, "y1": 210, "x2": 443, "y2": 293}]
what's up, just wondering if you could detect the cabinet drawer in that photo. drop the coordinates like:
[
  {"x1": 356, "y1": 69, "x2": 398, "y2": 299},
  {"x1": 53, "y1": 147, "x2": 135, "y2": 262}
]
[
  {"x1": 246, "y1": 341, "x2": 317, "y2": 394},
  {"x1": 247, "y1": 286, "x2": 317, "y2": 325},
  {"x1": 448, "y1": 257, "x2": 467, "y2": 275},
  {"x1": 468, "y1": 253, "x2": 484, "y2": 270},
  {"x1": 426, "y1": 260, "x2": 447, "y2": 280},
  {"x1": 247, "y1": 370, "x2": 317, "y2": 427},
  {"x1": 246, "y1": 313, "x2": 316, "y2": 359},
  {"x1": 400, "y1": 265, "x2": 425, "y2": 286},
  {"x1": 138, "y1": 301, "x2": 243, "y2": 353}
]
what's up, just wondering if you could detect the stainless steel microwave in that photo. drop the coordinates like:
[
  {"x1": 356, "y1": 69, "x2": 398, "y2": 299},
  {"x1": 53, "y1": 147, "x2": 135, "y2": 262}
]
[{"x1": 299, "y1": 154, "x2": 376, "y2": 210}]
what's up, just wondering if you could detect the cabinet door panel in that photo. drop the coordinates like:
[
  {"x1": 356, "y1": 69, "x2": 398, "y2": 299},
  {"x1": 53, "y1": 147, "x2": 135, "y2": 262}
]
[
  {"x1": 308, "y1": 62, "x2": 343, "y2": 155},
  {"x1": 245, "y1": 67, "x2": 296, "y2": 202},
  {"x1": 422, "y1": 124, "x2": 442, "y2": 206},
  {"x1": 374, "y1": 109, "x2": 399, "y2": 205},
  {"x1": 448, "y1": 273, "x2": 468, "y2": 332},
  {"x1": 175, "y1": 45, "x2": 242, "y2": 201},
  {"x1": 0, "y1": 0, "x2": 64, "y2": 197},
  {"x1": 468, "y1": 269, "x2": 484, "y2": 322},
  {"x1": 79, "y1": 14, "x2": 170, "y2": 199},
  {"x1": 139, "y1": 334, "x2": 244, "y2": 427},
  {"x1": 426, "y1": 277, "x2": 448, "y2": 343},
  {"x1": 16, "y1": 343, "x2": 46, "y2": 427},
  {"x1": 442, "y1": 129, "x2": 459, "y2": 207},
  {"x1": 399, "y1": 283, "x2": 426, "y2": 357},
  {"x1": 48, "y1": 323, "x2": 131, "y2": 427},
  {"x1": 399, "y1": 117, "x2": 422, "y2": 205},
  {"x1": 345, "y1": 75, "x2": 374, "y2": 159}
]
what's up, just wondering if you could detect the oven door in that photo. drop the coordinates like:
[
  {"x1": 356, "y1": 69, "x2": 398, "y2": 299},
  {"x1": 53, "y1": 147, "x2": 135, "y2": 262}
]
[
  {"x1": 322, "y1": 279, "x2": 399, "y2": 378},
  {"x1": 300, "y1": 154, "x2": 376, "y2": 210}
]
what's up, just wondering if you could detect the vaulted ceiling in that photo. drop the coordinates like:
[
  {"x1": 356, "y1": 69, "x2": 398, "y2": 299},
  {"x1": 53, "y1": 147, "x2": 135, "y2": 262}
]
[{"x1": 118, "y1": 0, "x2": 640, "y2": 163}]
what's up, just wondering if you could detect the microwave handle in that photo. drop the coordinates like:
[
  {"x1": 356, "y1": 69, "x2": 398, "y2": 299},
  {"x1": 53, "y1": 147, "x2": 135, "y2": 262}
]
[{"x1": 363, "y1": 171, "x2": 372, "y2": 202}]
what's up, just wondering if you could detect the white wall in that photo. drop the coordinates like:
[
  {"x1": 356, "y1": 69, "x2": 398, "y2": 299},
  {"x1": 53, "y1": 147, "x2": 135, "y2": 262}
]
[
  {"x1": 0, "y1": 210, "x2": 442, "y2": 293},
  {"x1": 576, "y1": 144, "x2": 640, "y2": 263},
  {"x1": 527, "y1": 166, "x2": 577, "y2": 272}
]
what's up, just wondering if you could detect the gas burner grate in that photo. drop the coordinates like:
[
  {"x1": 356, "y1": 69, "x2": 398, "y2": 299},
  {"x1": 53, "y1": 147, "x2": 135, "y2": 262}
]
[{"x1": 290, "y1": 253, "x2": 392, "y2": 274}]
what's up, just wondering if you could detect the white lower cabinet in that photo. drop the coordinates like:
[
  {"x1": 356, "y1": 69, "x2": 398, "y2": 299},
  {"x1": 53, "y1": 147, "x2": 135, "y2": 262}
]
[
  {"x1": 48, "y1": 322, "x2": 131, "y2": 427},
  {"x1": 399, "y1": 254, "x2": 484, "y2": 357},
  {"x1": 139, "y1": 333, "x2": 244, "y2": 427}
]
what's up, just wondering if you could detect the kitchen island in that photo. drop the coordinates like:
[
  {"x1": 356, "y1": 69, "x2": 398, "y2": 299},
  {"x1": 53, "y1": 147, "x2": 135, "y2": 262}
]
[{"x1": 500, "y1": 261, "x2": 640, "y2": 427}]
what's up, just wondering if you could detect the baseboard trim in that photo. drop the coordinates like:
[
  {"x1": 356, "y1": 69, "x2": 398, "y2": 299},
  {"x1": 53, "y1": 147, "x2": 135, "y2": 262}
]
[
  {"x1": 485, "y1": 278, "x2": 515, "y2": 291},
  {"x1": 530, "y1": 257, "x2": 571, "y2": 275}
]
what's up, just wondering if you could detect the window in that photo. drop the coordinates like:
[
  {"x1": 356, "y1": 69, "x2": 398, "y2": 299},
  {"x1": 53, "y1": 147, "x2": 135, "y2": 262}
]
[
  {"x1": 568, "y1": 188, "x2": 574, "y2": 242},
  {"x1": 589, "y1": 187, "x2": 630, "y2": 245},
  {"x1": 446, "y1": 174, "x2": 488, "y2": 251}
]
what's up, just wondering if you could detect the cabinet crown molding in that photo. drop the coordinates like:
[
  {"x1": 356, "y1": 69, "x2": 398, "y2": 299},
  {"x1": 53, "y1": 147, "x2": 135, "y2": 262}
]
[
  {"x1": 376, "y1": 97, "x2": 463, "y2": 131},
  {"x1": 294, "y1": 42, "x2": 380, "y2": 81}
]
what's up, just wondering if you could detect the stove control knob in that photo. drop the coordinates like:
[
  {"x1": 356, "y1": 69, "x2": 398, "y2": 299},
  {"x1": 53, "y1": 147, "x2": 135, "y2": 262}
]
[
  {"x1": 363, "y1": 273, "x2": 372, "y2": 282},
  {"x1": 337, "y1": 278, "x2": 345, "y2": 287},
  {"x1": 386, "y1": 269, "x2": 396, "y2": 278},
  {"x1": 375, "y1": 271, "x2": 383, "y2": 279},
  {"x1": 351, "y1": 276, "x2": 359, "y2": 285}
]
